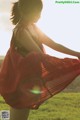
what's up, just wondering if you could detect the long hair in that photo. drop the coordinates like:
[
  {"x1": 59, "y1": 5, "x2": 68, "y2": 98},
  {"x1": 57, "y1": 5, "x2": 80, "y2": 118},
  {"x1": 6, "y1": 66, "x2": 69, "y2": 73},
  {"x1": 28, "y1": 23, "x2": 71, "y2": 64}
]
[
  {"x1": 10, "y1": 2, "x2": 20, "y2": 25},
  {"x1": 11, "y1": 0, "x2": 43, "y2": 25}
]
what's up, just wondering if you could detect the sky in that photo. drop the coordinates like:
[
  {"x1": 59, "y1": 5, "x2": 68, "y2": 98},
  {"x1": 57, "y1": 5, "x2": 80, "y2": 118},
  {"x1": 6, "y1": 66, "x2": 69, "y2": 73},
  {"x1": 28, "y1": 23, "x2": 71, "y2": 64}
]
[{"x1": 0, "y1": 0, "x2": 80, "y2": 58}]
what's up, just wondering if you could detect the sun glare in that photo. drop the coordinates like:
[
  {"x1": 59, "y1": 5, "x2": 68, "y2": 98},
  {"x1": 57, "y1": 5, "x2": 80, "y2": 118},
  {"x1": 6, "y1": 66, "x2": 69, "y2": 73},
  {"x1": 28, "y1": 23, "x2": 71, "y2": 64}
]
[
  {"x1": 36, "y1": 1, "x2": 80, "y2": 58},
  {"x1": 0, "y1": 0, "x2": 80, "y2": 58}
]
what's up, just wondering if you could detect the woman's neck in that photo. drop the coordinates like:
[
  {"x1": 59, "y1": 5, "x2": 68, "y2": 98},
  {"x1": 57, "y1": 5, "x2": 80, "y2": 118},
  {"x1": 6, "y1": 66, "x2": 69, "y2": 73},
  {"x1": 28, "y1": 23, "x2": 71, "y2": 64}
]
[{"x1": 18, "y1": 19, "x2": 33, "y2": 26}]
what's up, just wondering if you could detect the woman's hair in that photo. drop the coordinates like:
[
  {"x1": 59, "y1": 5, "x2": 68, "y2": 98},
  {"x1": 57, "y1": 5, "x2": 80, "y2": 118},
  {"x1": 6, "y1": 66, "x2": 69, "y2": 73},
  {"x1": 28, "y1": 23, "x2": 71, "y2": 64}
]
[{"x1": 11, "y1": 0, "x2": 43, "y2": 25}]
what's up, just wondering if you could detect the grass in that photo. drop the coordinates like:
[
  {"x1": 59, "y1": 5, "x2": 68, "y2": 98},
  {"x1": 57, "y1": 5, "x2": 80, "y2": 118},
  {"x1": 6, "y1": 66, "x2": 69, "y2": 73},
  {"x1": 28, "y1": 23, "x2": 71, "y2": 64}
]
[{"x1": 0, "y1": 93, "x2": 80, "y2": 120}]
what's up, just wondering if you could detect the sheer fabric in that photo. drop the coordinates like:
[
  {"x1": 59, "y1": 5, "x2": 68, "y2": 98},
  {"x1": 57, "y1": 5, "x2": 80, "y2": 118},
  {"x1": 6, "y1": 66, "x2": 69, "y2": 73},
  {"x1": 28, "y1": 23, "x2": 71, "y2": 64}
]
[{"x1": 0, "y1": 25, "x2": 80, "y2": 109}]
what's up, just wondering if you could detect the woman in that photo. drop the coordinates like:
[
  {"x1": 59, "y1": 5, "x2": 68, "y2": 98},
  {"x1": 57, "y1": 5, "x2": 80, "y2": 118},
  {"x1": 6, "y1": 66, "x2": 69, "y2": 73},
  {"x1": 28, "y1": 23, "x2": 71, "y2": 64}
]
[{"x1": 0, "y1": 0, "x2": 80, "y2": 120}]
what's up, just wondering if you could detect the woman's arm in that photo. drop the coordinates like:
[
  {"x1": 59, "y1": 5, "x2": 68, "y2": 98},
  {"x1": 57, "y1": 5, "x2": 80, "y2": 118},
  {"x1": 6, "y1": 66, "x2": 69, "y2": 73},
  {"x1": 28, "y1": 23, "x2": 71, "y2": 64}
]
[
  {"x1": 41, "y1": 36, "x2": 80, "y2": 57},
  {"x1": 35, "y1": 25, "x2": 80, "y2": 57},
  {"x1": 15, "y1": 28, "x2": 43, "y2": 54}
]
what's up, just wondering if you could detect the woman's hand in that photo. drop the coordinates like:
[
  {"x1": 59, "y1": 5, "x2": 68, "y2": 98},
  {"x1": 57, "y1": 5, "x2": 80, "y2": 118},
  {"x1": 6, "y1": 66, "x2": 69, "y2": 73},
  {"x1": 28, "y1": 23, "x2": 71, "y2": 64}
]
[
  {"x1": 76, "y1": 53, "x2": 80, "y2": 59},
  {"x1": 78, "y1": 56, "x2": 80, "y2": 60}
]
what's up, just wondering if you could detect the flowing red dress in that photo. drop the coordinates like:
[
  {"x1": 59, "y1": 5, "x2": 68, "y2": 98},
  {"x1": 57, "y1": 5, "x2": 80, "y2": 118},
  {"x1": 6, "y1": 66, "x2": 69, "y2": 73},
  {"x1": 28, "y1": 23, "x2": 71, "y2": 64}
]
[{"x1": 0, "y1": 24, "x2": 80, "y2": 109}]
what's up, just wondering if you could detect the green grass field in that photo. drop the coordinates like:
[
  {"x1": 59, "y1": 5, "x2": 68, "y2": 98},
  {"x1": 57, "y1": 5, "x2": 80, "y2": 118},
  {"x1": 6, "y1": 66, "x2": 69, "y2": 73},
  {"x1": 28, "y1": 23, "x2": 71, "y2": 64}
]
[{"x1": 0, "y1": 93, "x2": 80, "y2": 120}]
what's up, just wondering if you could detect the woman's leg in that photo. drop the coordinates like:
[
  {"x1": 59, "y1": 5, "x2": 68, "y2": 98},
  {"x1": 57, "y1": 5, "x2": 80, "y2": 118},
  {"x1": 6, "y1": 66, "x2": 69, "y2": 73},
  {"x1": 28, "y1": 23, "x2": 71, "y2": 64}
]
[{"x1": 10, "y1": 107, "x2": 30, "y2": 120}]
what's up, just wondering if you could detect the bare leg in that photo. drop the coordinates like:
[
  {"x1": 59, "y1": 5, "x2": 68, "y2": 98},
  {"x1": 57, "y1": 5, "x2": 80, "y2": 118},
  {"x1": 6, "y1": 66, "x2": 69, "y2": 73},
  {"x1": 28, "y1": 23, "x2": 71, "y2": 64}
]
[{"x1": 10, "y1": 107, "x2": 30, "y2": 120}]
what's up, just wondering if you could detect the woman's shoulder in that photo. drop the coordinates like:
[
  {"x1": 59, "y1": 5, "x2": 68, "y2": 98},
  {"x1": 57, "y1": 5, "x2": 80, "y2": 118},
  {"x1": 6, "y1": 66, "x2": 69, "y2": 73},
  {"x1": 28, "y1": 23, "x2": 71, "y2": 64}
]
[{"x1": 33, "y1": 24, "x2": 47, "y2": 40}]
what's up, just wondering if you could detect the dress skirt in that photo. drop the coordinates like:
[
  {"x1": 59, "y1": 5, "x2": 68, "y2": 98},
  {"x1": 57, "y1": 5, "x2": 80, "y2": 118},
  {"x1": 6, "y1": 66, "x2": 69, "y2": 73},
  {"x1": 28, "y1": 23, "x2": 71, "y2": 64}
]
[{"x1": 0, "y1": 40, "x2": 80, "y2": 109}]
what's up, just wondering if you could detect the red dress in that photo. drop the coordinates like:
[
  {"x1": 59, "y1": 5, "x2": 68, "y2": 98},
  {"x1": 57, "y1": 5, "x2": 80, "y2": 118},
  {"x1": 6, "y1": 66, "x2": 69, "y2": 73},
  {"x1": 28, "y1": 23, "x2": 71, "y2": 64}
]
[{"x1": 0, "y1": 24, "x2": 80, "y2": 109}]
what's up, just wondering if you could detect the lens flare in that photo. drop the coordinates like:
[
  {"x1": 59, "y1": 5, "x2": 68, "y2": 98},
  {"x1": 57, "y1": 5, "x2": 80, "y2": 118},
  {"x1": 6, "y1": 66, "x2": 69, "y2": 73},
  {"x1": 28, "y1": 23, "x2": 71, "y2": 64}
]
[{"x1": 30, "y1": 86, "x2": 42, "y2": 94}]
